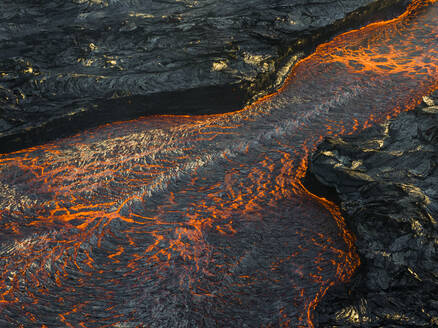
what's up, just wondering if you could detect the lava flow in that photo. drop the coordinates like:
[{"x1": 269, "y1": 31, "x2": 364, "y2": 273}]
[{"x1": 0, "y1": 1, "x2": 437, "y2": 327}]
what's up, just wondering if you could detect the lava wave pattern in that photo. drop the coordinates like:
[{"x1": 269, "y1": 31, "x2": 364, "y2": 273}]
[{"x1": 0, "y1": 1, "x2": 437, "y2": 327}]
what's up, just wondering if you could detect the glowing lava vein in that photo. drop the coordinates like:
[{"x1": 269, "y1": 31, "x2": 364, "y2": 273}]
[{"x1": 0, "y1": 1, "x2": 437, "y2": 327}]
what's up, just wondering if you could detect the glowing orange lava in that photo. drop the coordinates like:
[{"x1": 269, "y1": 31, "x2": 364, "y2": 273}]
[{"x1": 0, "y1": 0, "x2": 437, "y2": 327}]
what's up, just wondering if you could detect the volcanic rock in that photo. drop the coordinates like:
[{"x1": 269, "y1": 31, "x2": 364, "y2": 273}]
[
  {"x1": 0, "y1": 0, "x2": 409, "y2": 153},
  {"x1": 311, "y1": 90, "x2": 438, "y2": 327}
]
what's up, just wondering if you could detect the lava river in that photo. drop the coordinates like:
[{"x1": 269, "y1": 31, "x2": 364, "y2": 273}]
[{"x1": 0, "y1": 0, "x2": 437, "y2": 327}]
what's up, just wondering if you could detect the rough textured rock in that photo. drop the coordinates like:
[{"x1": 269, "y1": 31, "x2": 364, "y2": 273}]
[
  {"x1": 311, "y1": 90, "x2": 438, "y2": 327},
  {"x1": 0, "y1": 0, "x2": 409, "y2": 153}
]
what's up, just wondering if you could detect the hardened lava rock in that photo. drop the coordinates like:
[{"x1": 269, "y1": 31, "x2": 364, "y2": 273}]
[
  {"x1": 0, "y1": 0, "x2": 409, "y2": 152},
  {"x1": 311, "y1": 90, "x2": 438, "y2": 327}
]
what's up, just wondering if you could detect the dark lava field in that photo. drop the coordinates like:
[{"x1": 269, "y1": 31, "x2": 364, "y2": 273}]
[{"x1": 0, "y1": 0, "x2": 437, "y2": 327}]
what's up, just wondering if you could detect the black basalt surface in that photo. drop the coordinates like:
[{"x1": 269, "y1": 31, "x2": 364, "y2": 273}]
[
  {"x1": 311, "y1": 90, "x2": 438, "y2": 327},
  {"x1": 0, "y1": 0, "x2": 409, "y2": 153}
]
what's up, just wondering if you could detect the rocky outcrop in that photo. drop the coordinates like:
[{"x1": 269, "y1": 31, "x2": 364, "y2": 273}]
[
  {"x1": 0, "y1": 0, "x2": 409, "y2": 153},
  {"x1": 311, "y1": 90, "x2": 438, "y2": 327}
]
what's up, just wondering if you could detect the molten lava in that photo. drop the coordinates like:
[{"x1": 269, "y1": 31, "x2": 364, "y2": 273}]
[{"x1": 0, "y1": 0, "x2": 437, "y2": 327}]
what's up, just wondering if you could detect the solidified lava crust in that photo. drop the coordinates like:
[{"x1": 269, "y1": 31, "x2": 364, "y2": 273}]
[
  {"x1": 311, "y1": 90, "x2": 438, "y2": 327},
  {"x1": 0, "y1": 0, "x2": 437, "y2": 327}
]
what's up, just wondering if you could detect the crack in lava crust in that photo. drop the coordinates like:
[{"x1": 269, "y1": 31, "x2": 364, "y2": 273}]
[{"x1": 0, "y1": 1, "x2": 437, "y2": 327}]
